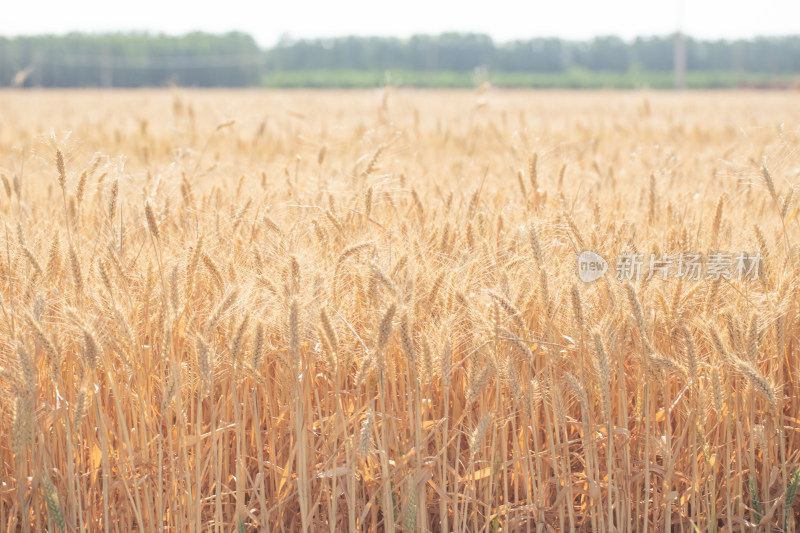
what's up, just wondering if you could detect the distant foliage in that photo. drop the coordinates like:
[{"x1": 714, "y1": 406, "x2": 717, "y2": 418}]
[
  {"x1": 268, "y1": 34, "x2": 800, "y2": 75},
  {"x1": 0, "y1": 32, "x2": 262, "y2": 87},
  {"x1": 2, "y1": 32, "x2": 800, "y2": 87}
]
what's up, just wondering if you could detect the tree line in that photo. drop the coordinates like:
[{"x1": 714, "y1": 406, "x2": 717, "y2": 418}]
[
  {"x1": 0, "y1": 32, "x2": 262, "y2": 87},
  {"x1": 1, "y1": 32, "x2": 799, "y2": 87}
]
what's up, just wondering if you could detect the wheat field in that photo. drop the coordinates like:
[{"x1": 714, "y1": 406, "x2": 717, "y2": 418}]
[{"x1": 0, "y1": 88, "x2": 799, "y2": 532}]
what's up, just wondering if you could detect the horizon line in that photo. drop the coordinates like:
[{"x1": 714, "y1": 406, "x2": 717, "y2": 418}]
[{"x1": 2, "y1": 30, "x2": 800, "y2": 48}]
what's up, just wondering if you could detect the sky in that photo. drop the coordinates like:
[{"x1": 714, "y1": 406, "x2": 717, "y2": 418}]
[{"x1": 2, "y1": 0, "x2": 798, "y2": 46}]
